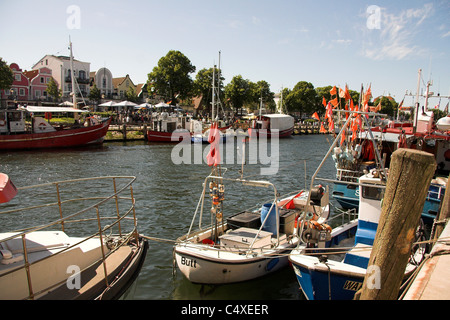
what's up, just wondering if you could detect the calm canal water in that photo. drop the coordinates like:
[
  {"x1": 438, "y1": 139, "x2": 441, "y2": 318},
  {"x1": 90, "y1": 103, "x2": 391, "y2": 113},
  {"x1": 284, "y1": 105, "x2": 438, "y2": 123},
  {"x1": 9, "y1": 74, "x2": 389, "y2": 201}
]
[{"x1": 0, "y1": 134, "x2": 338, "y2": 300}]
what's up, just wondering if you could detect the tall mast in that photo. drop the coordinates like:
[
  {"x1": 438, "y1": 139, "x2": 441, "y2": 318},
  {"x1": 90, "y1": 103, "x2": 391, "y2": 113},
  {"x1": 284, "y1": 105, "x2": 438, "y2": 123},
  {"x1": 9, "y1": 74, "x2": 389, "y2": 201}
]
[
  {"x1": 413, "y1": 68, "x2": 422, "y2": 131},
  {"x1": 69, "y1": 38, "x2": 77, "y2": 108},
  {"x1": 212, "y1": 64, "x2": 216, "y2": 122}
]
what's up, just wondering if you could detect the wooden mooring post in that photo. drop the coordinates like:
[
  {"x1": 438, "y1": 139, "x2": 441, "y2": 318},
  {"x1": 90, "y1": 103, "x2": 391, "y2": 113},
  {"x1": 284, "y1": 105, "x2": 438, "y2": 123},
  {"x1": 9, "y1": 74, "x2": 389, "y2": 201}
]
[{"x1": 355, "y1": 149, "x2": 436, "y2": 300}]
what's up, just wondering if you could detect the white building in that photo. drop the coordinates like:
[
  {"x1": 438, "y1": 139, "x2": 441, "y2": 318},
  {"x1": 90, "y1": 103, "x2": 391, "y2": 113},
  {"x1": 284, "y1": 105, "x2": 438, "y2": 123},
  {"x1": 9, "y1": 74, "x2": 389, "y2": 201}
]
[
  {"x1": 32, "y1": 55, "x2": 90, "y2": 99},
  {"x1": 90, "y1": 67, "x2": 114, "y2": 99}
]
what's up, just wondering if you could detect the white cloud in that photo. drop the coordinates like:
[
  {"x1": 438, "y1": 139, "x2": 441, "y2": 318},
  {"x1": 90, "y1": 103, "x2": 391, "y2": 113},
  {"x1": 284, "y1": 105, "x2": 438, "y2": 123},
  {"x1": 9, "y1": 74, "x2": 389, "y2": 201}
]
[{"x1": 363, "y1": 3, "x2": 434, "y2": 60}]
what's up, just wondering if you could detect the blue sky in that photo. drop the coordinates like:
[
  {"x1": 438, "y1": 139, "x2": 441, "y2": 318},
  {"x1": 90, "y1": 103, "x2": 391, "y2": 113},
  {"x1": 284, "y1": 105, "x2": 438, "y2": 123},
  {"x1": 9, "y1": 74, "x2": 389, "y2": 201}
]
[{"x1": 1, "y1": 0, "x2": 449, "y2": 109}]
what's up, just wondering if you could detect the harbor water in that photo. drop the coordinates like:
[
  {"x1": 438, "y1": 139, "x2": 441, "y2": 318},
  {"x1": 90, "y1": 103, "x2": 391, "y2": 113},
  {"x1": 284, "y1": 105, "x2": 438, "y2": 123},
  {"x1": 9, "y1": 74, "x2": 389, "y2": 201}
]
[{"x1": 0, "y1": 134, "x2": 339, "y2": 300}]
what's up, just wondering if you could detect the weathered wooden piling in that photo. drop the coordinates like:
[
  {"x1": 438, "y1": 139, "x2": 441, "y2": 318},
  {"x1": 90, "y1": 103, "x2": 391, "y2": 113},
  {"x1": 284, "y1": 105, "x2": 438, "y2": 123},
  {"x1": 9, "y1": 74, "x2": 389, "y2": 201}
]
[{"x1": 355, "y1": 149, "x2": 436, "y2": 300}]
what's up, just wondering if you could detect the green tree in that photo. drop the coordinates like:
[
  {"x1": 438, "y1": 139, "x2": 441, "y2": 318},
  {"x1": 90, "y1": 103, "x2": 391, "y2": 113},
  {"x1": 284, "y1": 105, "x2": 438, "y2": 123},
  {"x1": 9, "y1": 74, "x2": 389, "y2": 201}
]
[
  {"x1": 373, "y1": 96, "x2": 397, "y2": 117},
  {"x1": 147, "y1": 50, "x2": 195, "y2": 104},
  {"x1": 247, "y1": 80, "x2": 275, "y2": 113},
  {"x1": 224, "y1": 75, "x2": 251, "y2": 114},
  {"x1": 193, "y1": 67, "x2": 225, "y2": 115},
  {"x1": 0, "y1": 58, "x2": 13, "y2": 92},
  {"x1": 46, "y1": 77, "x2": 61, "y2": 101},
  {"x1": 125, "y1": 86, "x2": 139, "y2": 103},
  {"x1": 88, "y1": 83, "x2": 101, "y2": 104},
  {"x1": 286, "y1": 81, "x2": 318, "y2": 117}
]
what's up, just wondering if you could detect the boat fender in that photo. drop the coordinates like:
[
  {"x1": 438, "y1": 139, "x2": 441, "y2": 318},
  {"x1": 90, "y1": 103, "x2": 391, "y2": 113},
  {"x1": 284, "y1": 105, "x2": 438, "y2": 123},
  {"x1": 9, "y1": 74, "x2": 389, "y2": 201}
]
[{"x1": 0, "y1": 249, "x2": 12, "y2": 259}]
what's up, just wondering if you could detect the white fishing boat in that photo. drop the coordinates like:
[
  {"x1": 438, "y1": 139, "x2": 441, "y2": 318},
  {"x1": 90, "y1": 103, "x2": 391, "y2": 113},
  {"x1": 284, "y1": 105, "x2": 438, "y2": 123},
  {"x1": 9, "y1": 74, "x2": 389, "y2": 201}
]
[
  {"x1": 173, "y1": 174, "x2": 331, "y2": 284},
  {"x1": 0, "y1": 174, "x2": 148, "y2": 300}
]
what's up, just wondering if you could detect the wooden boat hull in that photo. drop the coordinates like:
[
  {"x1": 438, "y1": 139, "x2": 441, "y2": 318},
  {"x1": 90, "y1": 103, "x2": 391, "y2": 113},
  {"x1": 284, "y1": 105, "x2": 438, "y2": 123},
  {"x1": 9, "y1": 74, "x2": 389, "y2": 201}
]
[{"x1": 0, "y1": 118, "x2": 111, "y2": 150}]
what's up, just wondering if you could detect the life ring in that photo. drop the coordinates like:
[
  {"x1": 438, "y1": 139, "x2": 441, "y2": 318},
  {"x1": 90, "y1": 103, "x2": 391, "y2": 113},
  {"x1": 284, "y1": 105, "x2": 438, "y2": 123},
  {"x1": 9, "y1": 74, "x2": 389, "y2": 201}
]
[
  {"x1": 0, "y1": 120, "x2": 5, "y2": 126},
  {"x1": 38, "y1": 122, "x2": 47, "y2": 131}
]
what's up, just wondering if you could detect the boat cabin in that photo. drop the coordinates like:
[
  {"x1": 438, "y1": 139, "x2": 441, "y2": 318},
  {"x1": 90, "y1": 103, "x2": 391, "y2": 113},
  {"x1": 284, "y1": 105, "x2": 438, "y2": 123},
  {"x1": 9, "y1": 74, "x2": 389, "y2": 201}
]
[{"x1": 0, "y1": 110, "x2": 26, "y2": 134}]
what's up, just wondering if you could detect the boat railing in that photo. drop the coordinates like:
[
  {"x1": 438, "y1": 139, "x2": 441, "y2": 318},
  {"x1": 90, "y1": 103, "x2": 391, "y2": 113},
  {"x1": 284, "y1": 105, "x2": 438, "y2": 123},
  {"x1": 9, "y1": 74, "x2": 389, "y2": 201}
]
[
  {"x1": 336, "y1": 168, "x2": 363, "y2": 182},
  {"x1": 184, "y1": 174, "x2": 282, "y2": 251},
  {"x1": 0, "y1": 176, "x2": 139, "y2": 300},
  {"x1": 326, "y1": 207, "x2": 358, "y2": 228}
]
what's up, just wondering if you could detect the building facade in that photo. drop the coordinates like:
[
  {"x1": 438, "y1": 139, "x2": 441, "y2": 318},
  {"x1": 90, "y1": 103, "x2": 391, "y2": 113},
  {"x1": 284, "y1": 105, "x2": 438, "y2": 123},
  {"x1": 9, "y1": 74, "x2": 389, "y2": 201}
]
[
  {"x1": 90, "y1": 67, "x2": 114, "y2": 99},
  {"x1": 112, "y1": 74, "x2": 136, "y2": 100},
  {"x1": 0, "y1": 63, "x2": 30, "y2": 104},
  {"x1": 24, "y1": 67, "x2": 53, "y2": 101},
  {"x1": 32, "y1": 55, "x2": 90, "y2": 99}
]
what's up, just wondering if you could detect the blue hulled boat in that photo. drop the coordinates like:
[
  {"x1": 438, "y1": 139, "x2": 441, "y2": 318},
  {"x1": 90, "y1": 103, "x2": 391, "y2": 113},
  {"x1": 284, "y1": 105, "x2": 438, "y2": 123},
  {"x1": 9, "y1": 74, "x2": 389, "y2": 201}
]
[{"x1": 289, "y1": 170, "x2": 426, "y2": 300}]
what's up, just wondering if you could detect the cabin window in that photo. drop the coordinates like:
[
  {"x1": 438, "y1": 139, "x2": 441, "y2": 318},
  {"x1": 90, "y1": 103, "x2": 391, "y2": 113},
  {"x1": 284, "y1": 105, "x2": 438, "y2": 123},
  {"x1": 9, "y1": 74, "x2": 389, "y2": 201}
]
[{"x1": 362, "y1": 186, "x2": 383, "y2": 201}]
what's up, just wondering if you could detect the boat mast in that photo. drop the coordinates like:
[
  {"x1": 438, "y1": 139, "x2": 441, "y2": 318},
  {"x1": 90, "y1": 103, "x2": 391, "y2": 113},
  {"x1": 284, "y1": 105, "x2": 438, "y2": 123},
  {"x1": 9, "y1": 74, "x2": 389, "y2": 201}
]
[
  {"x1": 69, "y1": 37, "x2": 79, "y2": 121},
  {"x1": 413, "y1": 68, "x2": 422, "y2": 131},
  {"x1": 212, "y1": 64, "x2": 216, "y2": 122},
  {"x1": 69, "y1": 38, "x2": 77, "y2": 108}
]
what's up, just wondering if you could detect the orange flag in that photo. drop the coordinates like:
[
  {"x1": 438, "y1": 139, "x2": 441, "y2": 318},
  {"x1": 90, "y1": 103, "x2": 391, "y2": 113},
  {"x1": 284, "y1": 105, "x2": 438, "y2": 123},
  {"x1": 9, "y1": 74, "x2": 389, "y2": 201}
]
[
  {"x1": 344, "y1": 84, "x2": 351, "y2": 101},
  {"x1": 330, "y1": 97, "x2": 339, "y2": 107},
  {"x1": 320, "y1": 123, "x2": 327, "y2": 133},
  {"x1": 330, "y1": 86, "x2": 337, "y2": 96},
  {"x1": 340, "y1": 129, "x2": 346, "y2": 146},
  {"x1": 312, "y1": 112, "x2": 320, "y2": 121},
  {"x1": 322, "y1": 97, "x2": 327, "y2": 107}
]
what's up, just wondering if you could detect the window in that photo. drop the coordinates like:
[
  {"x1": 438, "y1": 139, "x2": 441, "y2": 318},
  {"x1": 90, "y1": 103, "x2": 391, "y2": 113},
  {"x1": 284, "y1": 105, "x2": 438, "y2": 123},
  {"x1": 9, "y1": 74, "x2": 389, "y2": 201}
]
[
  {"x1": 15, "y1": 74, "x2": 21, "y2": 81},
  {"x1": 40, "y1": 77, "x2": 44, "y2": 83},
  {"x1": 79, "y1": 70, "x2": 86, "y2": 79},
  {"x1": 19, "y1": 88, "x2": 25, "y2": 96},
  {"x1": 35, "y1": 90, "x2": 41, "y2": 98},
  {"x1": 362, "y1": 186, "x2": 383, "y2": 201}
]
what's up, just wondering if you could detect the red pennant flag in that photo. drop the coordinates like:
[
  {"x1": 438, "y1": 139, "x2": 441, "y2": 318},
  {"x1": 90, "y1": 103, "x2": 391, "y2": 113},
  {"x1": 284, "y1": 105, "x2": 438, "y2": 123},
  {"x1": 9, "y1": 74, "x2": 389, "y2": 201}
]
[
  {"x1": 312, "y1": 112, "x2": 320, "y2": 121},
  {"x1": 322, "y1": 97, "x2": 327, "y2": 107},
  {"x1": 330, "y1": 98, "x2": 339, "y2": 107},
  {"x1": 330, "y1": 86, "x2": 337, "y2": 96},
  {"x1": 206, "y1": 122, "x2": 221, "y2": 167}
]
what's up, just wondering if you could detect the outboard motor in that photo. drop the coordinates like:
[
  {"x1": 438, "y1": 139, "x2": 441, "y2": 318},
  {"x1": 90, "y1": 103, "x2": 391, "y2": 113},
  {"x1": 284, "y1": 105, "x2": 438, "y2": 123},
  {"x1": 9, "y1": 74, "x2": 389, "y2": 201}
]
[{"x1": 310, "y1": 185, "x2": 324, "y2": 205}]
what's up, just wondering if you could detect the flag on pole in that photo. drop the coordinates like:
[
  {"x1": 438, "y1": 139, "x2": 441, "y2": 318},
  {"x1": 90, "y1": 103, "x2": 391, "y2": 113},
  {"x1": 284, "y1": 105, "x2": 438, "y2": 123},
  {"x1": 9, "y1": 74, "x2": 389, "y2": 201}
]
[
  {"x1": 330, "y1": 86, "x2": 337, "y2": 96},
  {"x1": 312, "y1": 112, "x2": 320, "y2": 121},
  {"x1": 206, "y1": 122, "x2": 221, "y2": 167},
  {"x1": 322, "y1": 97, "x2": 327, "y2": 107}
]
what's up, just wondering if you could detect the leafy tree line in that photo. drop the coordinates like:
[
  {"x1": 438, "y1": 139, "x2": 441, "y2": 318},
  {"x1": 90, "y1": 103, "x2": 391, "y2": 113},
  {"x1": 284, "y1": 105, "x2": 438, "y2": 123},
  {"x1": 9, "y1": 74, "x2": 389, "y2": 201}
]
[{"x1": 146, "y1": 50, "x2": 409, "y2": 118}]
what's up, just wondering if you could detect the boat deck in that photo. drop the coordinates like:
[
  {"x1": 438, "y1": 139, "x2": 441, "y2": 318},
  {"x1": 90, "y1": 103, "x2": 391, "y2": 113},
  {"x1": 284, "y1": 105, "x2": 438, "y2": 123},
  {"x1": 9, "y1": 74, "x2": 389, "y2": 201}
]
[
  {"x1": 402, "y1": 222, "x2": 450, "y2": 300},
  {"x1": 40, "y1": 245, "x2": 134, "y2": 300}
]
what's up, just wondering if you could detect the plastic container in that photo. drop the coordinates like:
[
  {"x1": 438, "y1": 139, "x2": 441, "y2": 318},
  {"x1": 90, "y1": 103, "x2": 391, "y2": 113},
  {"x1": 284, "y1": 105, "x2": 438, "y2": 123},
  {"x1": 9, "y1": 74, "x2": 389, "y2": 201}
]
[{"x1": 260, "y1": 203, "x2": 278, "y2": 234}]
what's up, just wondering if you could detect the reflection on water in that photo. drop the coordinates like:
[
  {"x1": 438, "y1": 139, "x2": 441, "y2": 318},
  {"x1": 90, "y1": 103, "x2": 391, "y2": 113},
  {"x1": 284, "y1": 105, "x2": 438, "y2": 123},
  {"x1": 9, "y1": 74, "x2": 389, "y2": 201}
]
[{"x1": 0, "y1": 134, "x2": 337, "y2": 300}]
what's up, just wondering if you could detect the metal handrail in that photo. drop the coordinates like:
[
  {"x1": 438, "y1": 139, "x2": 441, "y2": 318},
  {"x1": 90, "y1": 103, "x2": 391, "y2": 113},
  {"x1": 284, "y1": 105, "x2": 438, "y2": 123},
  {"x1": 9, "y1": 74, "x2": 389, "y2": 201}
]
[{"x1": 0, "y1": 176, "x2": 138, "y2": 300}]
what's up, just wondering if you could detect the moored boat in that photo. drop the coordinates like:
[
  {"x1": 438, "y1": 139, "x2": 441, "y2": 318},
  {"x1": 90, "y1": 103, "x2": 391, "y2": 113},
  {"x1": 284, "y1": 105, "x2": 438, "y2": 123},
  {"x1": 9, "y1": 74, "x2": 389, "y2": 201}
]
[
  {"x1": 0, "y1": 174, "x2": 148, "y2": 300},
  {"x1": 289, "y1": 109, "x2": 429, "y2": 300},
  {"x1": 247, "y1": 114, "x2": 295, "y2": 138},
  {"x1": 173, "y1": 174, "x2": 332, "y2": 284},
  {"x1": 0, "y1": 107, "x2": 111, "y2": 150}
]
